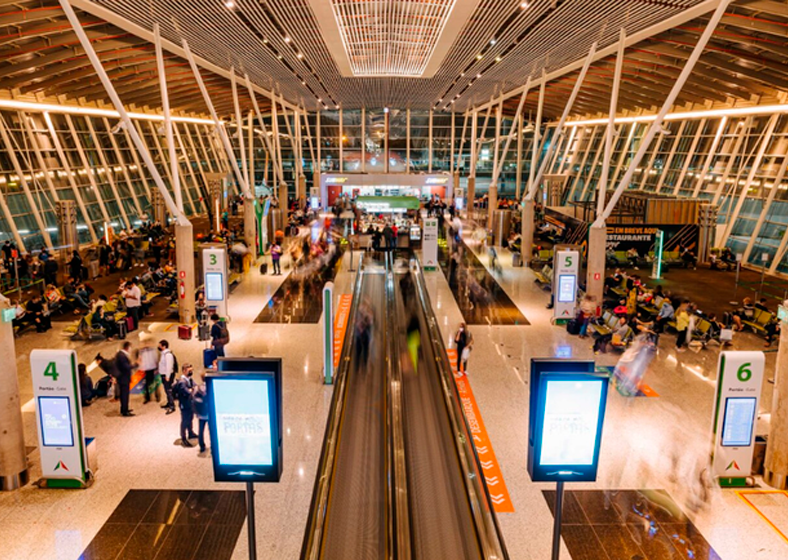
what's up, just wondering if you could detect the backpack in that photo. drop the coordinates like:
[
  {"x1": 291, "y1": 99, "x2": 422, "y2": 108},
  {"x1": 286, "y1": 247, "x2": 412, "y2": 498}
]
[{"x1": 217, "y1": 322, "x2": 230, "y2": 345}]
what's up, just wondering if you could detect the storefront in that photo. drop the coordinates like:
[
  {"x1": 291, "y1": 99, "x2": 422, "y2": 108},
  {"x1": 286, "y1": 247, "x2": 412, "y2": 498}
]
[{"x1": 320, "y1": 173, "x2": 453, "y2": 208}]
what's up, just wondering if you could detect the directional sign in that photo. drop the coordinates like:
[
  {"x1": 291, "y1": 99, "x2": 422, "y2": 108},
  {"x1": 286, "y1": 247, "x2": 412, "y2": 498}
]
[
  {"x1": 712, "y1": 351, "x2": 765, "y2": 486},
  {"x1": 30, "y1": 350, "x2": 88, "y2": 487},
  {"x1": 202, "y1": 244, "x2": 229, "y2": 318},
  {"x1": 553, "y1": 249, "x2": 579, "y2": 321}
]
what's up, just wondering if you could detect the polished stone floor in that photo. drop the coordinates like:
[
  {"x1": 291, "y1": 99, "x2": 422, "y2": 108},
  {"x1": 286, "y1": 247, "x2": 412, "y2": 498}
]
[
  {"x1": 3, "y1": 220, "x2": 788, "y2": 560},
  {"x1": 79, "y1": 490, "x2": 246, "y2": 560}
]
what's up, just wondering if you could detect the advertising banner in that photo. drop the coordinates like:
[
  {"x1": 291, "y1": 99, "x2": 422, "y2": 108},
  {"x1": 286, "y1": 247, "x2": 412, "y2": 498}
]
[
  {"x1": 30, "y1": 349, "x2": 88, "y2": 487},
  {"x1": 712, "y1": 351, "x2": 765, "y2": 486}
]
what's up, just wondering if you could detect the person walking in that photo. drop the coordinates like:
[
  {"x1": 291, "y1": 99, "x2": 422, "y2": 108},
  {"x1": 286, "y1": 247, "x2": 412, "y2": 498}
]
[
  {"x1": 138, "y1": 332, "x2": 159, "y2": 404},
  {"x1": 675, "y1": 300, "x2": 690, "y2": 352},
  {"x1": 193, "y1": 375, "x2": 210, "y2": 453},
  {"x1": 210, "y1": 314, "x2": 229, "y2": 358},
  {"x1": 175, "y1": 364, "x2": 198, "y2": 447},
  {"x1": 158, "y1": 339, "x2": 176, "y2": 414},
  {"x1": 123, "y1": 280, "x2": 142, "y2": 331},
  {"x1": 270, "y1": 242, "x2": 282, "y2": 275},
  {"x1": 115, "y1": 341, "x2": 136, "y2": 416},
  {"x1": 454, "y1": 323, "x2": 473, "y2": 373}
]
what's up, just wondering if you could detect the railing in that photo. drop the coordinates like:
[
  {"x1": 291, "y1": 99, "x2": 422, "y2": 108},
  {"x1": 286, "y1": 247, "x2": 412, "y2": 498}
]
[
  {"x1": 410, "y1": 257, "x2": 510, "y2": 560},
  {"x1": 300, "y1": 254, "x2": 367, "y2": 560}
]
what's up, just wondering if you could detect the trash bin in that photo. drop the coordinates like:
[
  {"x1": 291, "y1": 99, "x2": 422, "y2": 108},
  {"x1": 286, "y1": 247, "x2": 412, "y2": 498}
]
[
  {"x1": 752, "y1": 435, "x2": 767, "y2": 475},
  {"x1": 493, "y1": 209, "x2": 512, "y2": 246},
  {"x1": 512, "y1": 252, "x2": 523, "y2": 267}
]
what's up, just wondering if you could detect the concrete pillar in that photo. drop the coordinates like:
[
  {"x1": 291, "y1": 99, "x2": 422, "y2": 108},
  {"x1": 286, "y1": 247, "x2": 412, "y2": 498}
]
[
  {"x1": 452, "y1": 170, "x2": 460, "y2": 204},
  {"x1": 279, "y1": 182, "x2": 288, "y2": 217},
  {"x1": 0, "y1": 295, "x2": 28, "y2": 491},
  {"x1": 467, "y1": 176, "x2": 476, "y2": 220},
  {"x1": 243, "y1": 197, "x2": 256, "y2": 256},
  {"x1": 586, "y1": 225, "x2": 606, "y2": 304},
  {"x1": 521, "y1": 199, "x2": 535, "y2": 266},
  {"x1": 765, "y1": 322, "x2": 788, "y2": 489},
  {"x1": 298, "y1": 175, "x2": 306, "y2": 205},
  {"x1": 487, "y1": 182, "x2": 498, "y2": 230},
  {"x1": 175, "y1": 223, "x2": 196, "y2": 325}
]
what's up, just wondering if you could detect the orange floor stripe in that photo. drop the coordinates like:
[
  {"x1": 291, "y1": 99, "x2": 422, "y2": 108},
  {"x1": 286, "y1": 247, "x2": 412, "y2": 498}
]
[
  {"x1": 639, "y1": 383, "x2": 659, "y2": 397},
  {"x1": 447, "y1": 348, "x2": 515, "y2": 513},
  {"x1": 333, "y1": 295, "x2": 352, "y2": 368},
  {"x1": 736, "y1": 490, "x2": 788, "y2": 545}
]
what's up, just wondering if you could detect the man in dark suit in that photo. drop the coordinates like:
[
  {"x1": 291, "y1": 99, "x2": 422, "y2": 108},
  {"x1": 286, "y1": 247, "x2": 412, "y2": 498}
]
[{"x1": 115, "y1": 341, "x2": 136, "y2": 417}]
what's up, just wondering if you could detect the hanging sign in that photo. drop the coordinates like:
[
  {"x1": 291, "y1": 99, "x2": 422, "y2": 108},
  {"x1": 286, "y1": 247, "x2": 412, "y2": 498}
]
[
  {"x1": 30, "y1": 349, "x2": 88, "y2": 487},
  {"x1": 712, "y1": 351, "x2": 765, "y2": 486}
]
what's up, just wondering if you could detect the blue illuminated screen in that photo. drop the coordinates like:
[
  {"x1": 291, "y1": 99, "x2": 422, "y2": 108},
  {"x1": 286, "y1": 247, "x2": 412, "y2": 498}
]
[
  {"x1": 722, "y1": 397, "x2": 757, "y2": 448},
  {"x1": 39, "y1": 397, "x2": 74, "y2": 447},
  {"x1": 205, "y1": 272, "x2": 224, "y2": 302},
  {"x1": 557, "y1": 275, "x2": 576, "y2": 303},
  {"x1": 540, "y1": 380, "x2": 603, "y2": 466},
  {"x1": 213, "y1": 379, "x2": 273, "y2": 466}
]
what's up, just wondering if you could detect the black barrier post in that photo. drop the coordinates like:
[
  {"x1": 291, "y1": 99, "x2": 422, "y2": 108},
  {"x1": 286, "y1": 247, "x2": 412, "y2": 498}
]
[
  {"x1": 246, "y1": 481, "x2": 257, "y2": 560},
  {"x1": 551, "y1": 480, "x2": 564, "y2": 560}
]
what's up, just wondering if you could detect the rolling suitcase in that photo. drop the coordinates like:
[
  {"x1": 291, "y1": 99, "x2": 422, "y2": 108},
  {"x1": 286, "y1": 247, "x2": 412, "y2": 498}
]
[
  {"x1": 125, "y1": 315, "x2": 135, "y2": 332},
  {"x1": 260, "y1": 262, "x2": 268, "y2": 275},
  {"x1": 178, "y1": 324, "x2": 193, "y2": 340},
  {"x1": 203, "y1": 348, "x2": 217, "y2": 369},
  {"x1": 117, "y1": 319, "x2": 127, "y2": 340},
  {"x1": 198, "y1": 323, "x2": 211, "y2": 341},
  {"x1": 512, "y1": 252, "x2": 523, "y2": 267},
  {"x1": 566, "y1": 318, "x2": 581, "y2": 335}
]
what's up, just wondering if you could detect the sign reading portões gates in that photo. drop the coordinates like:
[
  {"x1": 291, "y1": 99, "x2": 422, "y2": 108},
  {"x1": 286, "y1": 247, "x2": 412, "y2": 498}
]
[
  {"x1": 30, "y1": 349, "x2": 89, "y2": 487},
  {"x1": 553, "y1": 248, "x2": 579, "y2": 321},
  {"x1": 712, "y1": 351, "x2": 765, "y2": 487},
  {"x1": 202, "y1": 244, "x2": 229, "y2": 319}
]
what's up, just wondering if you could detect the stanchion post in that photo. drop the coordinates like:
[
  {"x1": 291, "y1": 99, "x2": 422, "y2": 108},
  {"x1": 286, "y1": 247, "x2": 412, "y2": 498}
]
[
  {"x1": 246, "y1": 481, "x2": 257, "y2": 560},
  {"x1": 551, "y1": 480, "x2": 565, "y2": 560}
]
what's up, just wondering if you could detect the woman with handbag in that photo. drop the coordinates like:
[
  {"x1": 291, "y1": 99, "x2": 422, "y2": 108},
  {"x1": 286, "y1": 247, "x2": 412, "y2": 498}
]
[{"x1": 454, "y1": 323, "x2": 473, "y2": 373}]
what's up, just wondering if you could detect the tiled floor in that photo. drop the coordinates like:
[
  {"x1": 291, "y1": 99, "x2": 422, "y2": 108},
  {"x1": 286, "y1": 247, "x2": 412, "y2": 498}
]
[
  {"x1": 79, "y1": 490, "x2": 246, "y2": 560},
  {"x1": 543, "y1": 489, "x2": 721, "y2": 560}
]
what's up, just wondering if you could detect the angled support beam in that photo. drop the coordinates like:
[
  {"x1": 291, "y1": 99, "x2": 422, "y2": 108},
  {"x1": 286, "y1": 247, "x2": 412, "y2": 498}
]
[
  {"x1": 122, "y1": 125, "x2": 153, "y2": 200},
  {"x1": 672, "y1": 118, "x2": 708, "y2": 196},
  {"x1": 691, "y1": 117, "x2": 727, "y2": 198},
  {"x1": 230, "y1": 67, "x2": 248, "y2": 196},
  {"x1": 84, "y1": 117, "x2": 131, "y2": 229},
  {"x1": 21, "y1": 115, "x2": 61, "y2": 206},
  {"x1": 103, "y1": 118, "x2": 144, "y2": 218},
  {"x1": 154, "y1": 23, "x2": 183, "y2": 213},
  {"x1": 747, "y1": 148, "x2": 788, "y2": 265},
  {"x1": 245, "y1": 74, "x2": 285, "y2": 188},
  {"x1": 182, "y1": 39, "x2": 250, "y2": 199},
  {"x1": 65, "y1": 114, "x2": 112, "y2": 225},
  {"x1": 593, "y1": 0, "x2": 732, "y2": 227},
  {"x1": 598, "y1": 30, "x2": 626, "y2": 217},
  {"x1": 43, "y1": 112, "x2": 98, "y2": 243},
  {"x1": 58, "y1": 0, "x2": 185, "y2": 225},
  {"x1": 526, "y1": 42, "x2": 598, "y2": 201},
  {"x1": 491, "y1": 77, "x2": 531, "y2": 185},
  {"x1": 530, "y1": 71, "x2": 546, "y2": 191}
]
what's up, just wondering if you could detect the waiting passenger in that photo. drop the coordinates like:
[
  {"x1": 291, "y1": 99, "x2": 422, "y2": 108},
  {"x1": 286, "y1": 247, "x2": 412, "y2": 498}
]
[
  {"x1": 79, "y1": 363, "x2": 96, "y2": 406},
  {"x1": 26, "y1": 294, "x2": 51, "y2": 333},
  {"x1": 675, "y1": 300, "x2": 691, "y2": 352},
  {"x1": 731, "y1": 297, "x2": 755, "y2": 331},
  {"x1": 655, "y1": 298, "x2": 675, "y2": 333},
  {"x1": 680, "y1": 245, "x2": 697, "y2": 270}
]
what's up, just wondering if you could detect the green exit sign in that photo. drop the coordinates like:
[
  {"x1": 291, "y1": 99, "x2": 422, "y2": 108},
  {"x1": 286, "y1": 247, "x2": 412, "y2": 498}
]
[{"x1": 2, "y1": 307, "x2": 15, "y2": 323}]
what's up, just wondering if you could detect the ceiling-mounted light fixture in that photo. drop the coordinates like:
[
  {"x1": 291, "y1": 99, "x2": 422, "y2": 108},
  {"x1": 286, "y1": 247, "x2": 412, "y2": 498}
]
[
  {"x1": 297, "y1": 53, "x2": 303, "y2": 59},
  {"x1": 284, "y1": 36, "x2": 291, "y2": 43},
  {"x1": 490, "y1": 39, "x2": 497, "y2": 45},
  {"x1": 476, "y1": 73, "x2": 482, "y2": 78},
  {"x1": 495, "y1": 56, "x2": 502, "y2": 62},
  {"x1": 224, "y1": 0, "x2": 235, "y2": 8},
  {"x1": 520, "y1": 1, "x2": 530, "y2": 8}
]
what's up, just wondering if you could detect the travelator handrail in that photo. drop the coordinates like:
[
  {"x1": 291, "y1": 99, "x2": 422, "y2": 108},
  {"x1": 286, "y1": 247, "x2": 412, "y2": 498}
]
[
  {"x1": 385, "y1": 252, "x2": 412, "y2": 560},
  {"x1": 409, "y1": 257, "x2": 510, "y2": 560},
  {"x1": 300, "y1": 254, "x2": 377, "y2": 560}
]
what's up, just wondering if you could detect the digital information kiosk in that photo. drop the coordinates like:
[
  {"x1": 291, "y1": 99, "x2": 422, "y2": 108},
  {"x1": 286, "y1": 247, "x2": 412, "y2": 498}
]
[
  {"x1": 553, "y1": 248, "x2": 580, "y2": 321},
  {"x1": 30, "y1": 349, "x2": 91, "y2": 488},
  {"x1": 208, "y1": 357, "x2": 282, "y2": 560},
  {"x1": 711, "y1": 351, "x2": 764, "y2": 487},
  {"x1": 528, "y1": 359, "x2": 608, "y2": 560},
  {"x1": 423, "y1": 217, "x2": 438, "y2": 270},
  {"x1": 323, "y1": 282, "x2": 334, "y2": 385},
  {"x1": 202, "y1": 244, "x2": 229, "y2": 319}
]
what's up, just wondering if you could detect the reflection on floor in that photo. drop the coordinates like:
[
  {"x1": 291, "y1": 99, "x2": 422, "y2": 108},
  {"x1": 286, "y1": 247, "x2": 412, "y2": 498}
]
[
  {"x1": 543, "y1": 489, "x2": 721, "y2": 560},
  {"x1": 79, "y1": 490, "x2": 246, "y2": 560},
  {"x1": 254, "y1": 250, "x2": 344, "y2": 324},
  {"x1": 438, "y1": 240, "x2": 529, "y2": 325}
]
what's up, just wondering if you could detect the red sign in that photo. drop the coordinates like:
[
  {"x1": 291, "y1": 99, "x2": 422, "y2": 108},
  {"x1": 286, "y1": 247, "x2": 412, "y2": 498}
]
[
  {"x1": 594, "y1": 272, "x2": 601, "y2": 281},
  {"x1": 179, "y1": 280, "x2": 186, "y2": 299},
  {"x1": 179, "y1": 270, "x2": 186, "y2": 279}
]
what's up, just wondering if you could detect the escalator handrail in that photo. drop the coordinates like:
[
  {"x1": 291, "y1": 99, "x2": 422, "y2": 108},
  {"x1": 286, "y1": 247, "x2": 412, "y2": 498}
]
[
  {"x1": 409, "y1": 257, "x2": 510, "y2": 560},
  {"x1": 385, "y1": 252, "x2": 412, "y2": 560},
  {"x1": 300, "y1": 254, "x2": 366, "y2": 560}
]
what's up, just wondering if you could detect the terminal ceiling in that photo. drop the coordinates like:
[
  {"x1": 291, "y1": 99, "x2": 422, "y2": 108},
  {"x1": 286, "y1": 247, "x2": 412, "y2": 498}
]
[{"x1": 1, "y1": 0, "x2": 788, "y2": 119}]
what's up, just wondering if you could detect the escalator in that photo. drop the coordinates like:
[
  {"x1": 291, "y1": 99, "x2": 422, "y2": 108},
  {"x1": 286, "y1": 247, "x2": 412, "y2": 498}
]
[{"x1": 302, "y1": 255, "x2": 508, "y2": 560}]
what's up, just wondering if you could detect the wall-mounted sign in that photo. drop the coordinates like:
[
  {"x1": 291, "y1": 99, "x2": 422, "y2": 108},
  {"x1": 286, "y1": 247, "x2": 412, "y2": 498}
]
[
  {"x1": 553, "y1": 249, "x2": 579, "y2": 320},
  {"x1": 528, "y1": 359, "x2": 607, "y2": 483},
  {"x1": 30, "y1": 349, "x2": 88, "y2": 487},
  {"x1": 202, "y1": 245, "x2": 228, "y2": 318},
  {"x1": 208, "y1": 359, "x2": 282, "y2": 483},
  {"x1": 712, "y1": 351, "x2": 764, "y2": 486}
]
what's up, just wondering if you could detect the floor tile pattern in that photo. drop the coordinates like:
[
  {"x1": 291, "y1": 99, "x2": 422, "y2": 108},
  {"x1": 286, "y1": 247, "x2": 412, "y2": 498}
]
[
  {"x1": 543, "y1": 489, "x2": 722, "y2": 560},
  {"x1": 79, "y1": 490, "x2": 246, "y2": 560}
]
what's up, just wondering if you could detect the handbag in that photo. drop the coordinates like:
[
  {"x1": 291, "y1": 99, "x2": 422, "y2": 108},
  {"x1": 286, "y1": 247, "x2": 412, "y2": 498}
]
[
  {"x1": 720, "y1": 328, "x2": 733, "y2": 342},
  {"x1": 461, "y1": 347, "x2": 471, "y2": 362}
]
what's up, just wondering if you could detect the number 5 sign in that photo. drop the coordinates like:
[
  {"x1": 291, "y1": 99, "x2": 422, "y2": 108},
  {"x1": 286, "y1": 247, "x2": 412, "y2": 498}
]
[
  {"x1": 711, "y1": 351, "x2": 765, "y2": 486},
  {"x1": 30, "y1": 349, "x2": 89, "y2": 487}
]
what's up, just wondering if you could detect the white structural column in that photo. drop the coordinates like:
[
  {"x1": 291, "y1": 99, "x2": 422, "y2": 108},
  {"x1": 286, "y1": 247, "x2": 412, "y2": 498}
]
[
  {"x1": 360, "y1": 106, "x2": 366, "y2": 173},
  {"x1": 428, "y1": 109, "x2": 434, "y2": 173},
  {"x1": 450, "y1": 108, "x2": 456, "y2": 175},
  {"x1": 144, "y1": 120, "x2": 181, "y2": 206},
  {"x1": 467, "y1": 110, "x2": 478, "y2": 214},
  {"x1": 181, "y1": 122, "x2": 212, "y2": 207},
  {"x1": 248, "y1": 111, "x2": 255, "y2": 191},
  {"x1": 457, "y1": 111, "x2": 468, "y2": 175},
  {"x1": 579, "y1": 127, "x2": 607, "y2": 201},
  {"x1": 719, "y1": 113, "x2": 779, "y2": 248},
  {"x1": 154, "y1": 23, "x2": 183, "y2": 213},
  {"x1": 43, "y1": 112, "x2": 98, "y2": 243},
  {"x1": 530, "y1": 71, "x2": 546, "y2": 190},
  {"x1": 338, "y1": 107, "x2": 344, "y2": 173},
  {"x1": 22, "y1": 114, "x2": 61, "y2": 205},
  {"x1": 594, "y1": 0, "x2": 733, "y2": 226},
  {"x1": 587, "y1": 28, "x2": 625, "y2": 304},
  {"x1": 173, "y1": 124, "x2": 203, "y2": 213},
  {"x1": 638, "y1": 130, "x2": 665, "y2": 190},
  {"x1": 244, "y1": 74, "x2": 285, "y2": 188},
  {"x1": 672, "y1": 117, "x2": 708, "y2": 196},
  {"x1": 230, "y1": 68, "x2": 248, "y2": 197},
  {"x1": 0, "y1": 294, "x2": 27, "y2": 491},
  {"x1": 85, "y1": 118, "x2": 131, "y2": 229},
  {"x1": 0, "y1": 116, "x2": 53, "y2": 249},
  {"x1": 692, "y1": 117, "x2": 728, "y2": 197},
  {"x1": 65, "y1": 114, "x2": 112, "y2": 226},
  {"x1": 566, "y1": 126, "x2": 598, "y2": 202},
  {"x1": 103, "y1": 119, "x2": 145, "y2": 218},
  {"x1": 516, "y1": 113, "x2": 523, "y2": 199},
  {"x1": 609, "y1": 123, "x2": 635, "y2": 189},
  {"x1": 744, "y1": 150, "x2": 788, "y2": 263},
  {"x1": 489, "y1": 103, "x2": 502, "y2": 229},
  {"x1": 194, "y1": 123, "x2": 218, "y2": 174},
  {"x1": 406, "y1": 108, "x2": 411, "y2": 173}
]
